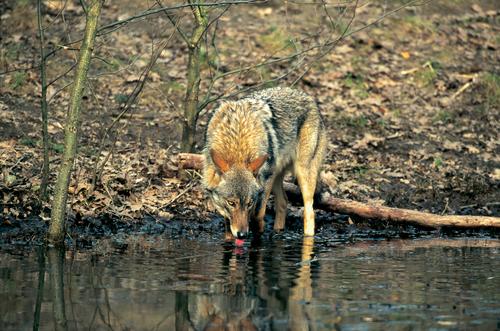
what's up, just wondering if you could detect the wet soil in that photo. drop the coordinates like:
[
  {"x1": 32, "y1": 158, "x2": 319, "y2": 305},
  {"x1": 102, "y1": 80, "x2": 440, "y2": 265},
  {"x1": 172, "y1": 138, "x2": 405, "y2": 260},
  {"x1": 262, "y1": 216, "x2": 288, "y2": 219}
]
[
  {"x1": 0, "y1": 0, "x2": 499, "y2": 241},
  {"x1": 1, "y1": 210, "x2": 498, "y2": 251}
]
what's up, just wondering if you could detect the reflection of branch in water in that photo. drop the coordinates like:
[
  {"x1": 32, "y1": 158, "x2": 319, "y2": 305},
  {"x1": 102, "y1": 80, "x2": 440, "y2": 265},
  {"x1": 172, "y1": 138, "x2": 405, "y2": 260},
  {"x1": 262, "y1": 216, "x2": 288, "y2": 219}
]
[
  {"x1": 175, "y1": 246, "x2": 196, "y2": 330},
  {"x1": 95, "y1": 266, "x2": 126, "y2": 330},
  {"x1": 289, "y1": 237, "x2": 316, "y2": 331},
  {"x1": 87, "y1": 263, "x2": 102, "y2": 329},
  {"x1": 48, "y1": 247, "x2": 68, "y2": 331},
  {"x1": 96, "y1": 287, "x2": 118, "y2": 331},
  {"x1": 175, "y1": 291, "x2": 196, "y2": 331},
  {"x1": 33, "y1": 247, "x2": 46, "y2": 331},
  {"x1": 85, "y1": 260, "x2": 125, "y2": 330}
]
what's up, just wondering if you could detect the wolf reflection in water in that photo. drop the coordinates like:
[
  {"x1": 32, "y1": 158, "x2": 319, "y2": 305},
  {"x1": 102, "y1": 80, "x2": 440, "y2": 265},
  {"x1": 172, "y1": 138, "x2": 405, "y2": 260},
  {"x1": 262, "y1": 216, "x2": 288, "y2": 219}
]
[{"x1": 189, "y1": 237, "x2": 317, "y2": 331}]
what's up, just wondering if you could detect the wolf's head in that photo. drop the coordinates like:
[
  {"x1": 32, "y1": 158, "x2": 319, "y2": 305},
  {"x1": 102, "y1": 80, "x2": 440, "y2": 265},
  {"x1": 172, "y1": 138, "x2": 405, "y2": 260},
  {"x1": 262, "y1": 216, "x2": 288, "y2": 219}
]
[{"x1": 208, "y1": 150, "x2": 267, "y2": 238}]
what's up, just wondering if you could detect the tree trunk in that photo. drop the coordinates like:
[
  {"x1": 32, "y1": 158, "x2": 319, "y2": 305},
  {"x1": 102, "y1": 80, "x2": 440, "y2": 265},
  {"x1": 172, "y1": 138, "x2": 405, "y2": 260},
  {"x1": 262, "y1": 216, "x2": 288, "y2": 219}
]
[
  {"x1": 177, "y1": 153, "x2": 500, "y2": 229},
  {"x1": 48, "y1": 0, "x2": 103, "y2": 245},
  {"x1": 37, "y1": 0, "x2": 50, "y2": 202},
  {"x1": 181, "y1": 1, "x2": 207, "y2": 152}
]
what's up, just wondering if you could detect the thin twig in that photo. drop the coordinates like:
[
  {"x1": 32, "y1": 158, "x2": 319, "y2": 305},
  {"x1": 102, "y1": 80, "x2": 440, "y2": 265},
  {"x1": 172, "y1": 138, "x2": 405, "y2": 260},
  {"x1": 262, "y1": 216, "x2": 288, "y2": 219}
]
[
  {"x1": 198, "y1": 0, "x2": 426, "y2": 109},
  {"x1": 156, "y1": 0, "x2": 190, "y2": 44},
  {"x1": 291, "y1": 0, "x2": 359, "y2": 86},
  {"x1": 450, "y1": 80, "x2": 475, "y2": 100},
  {"x1": 0, "y1": 1, "x2": 266, "y2": 76},
  {"x1": 37, "y1": 0, "x2": 50, "y2": 202},
  {"x1": 90, "y1": 25, "x2": 178, "y2": 190},
  {"x1": 47, "y1": 81, "x2": 73, "y2": 104},
  {"x1": 97, "y1": 1, "x2": 265, "y2": 35},
  {"x1": 161, "y1": 182, "x2": 196, "y2": 209},
  {"x1": 47, "y1": 62, "x2": 77, "y2": 87}
]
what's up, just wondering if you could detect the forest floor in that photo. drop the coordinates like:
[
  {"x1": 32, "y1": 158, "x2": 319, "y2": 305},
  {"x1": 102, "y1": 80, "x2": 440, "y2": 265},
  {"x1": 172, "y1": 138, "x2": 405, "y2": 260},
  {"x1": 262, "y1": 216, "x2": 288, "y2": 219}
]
[{"x1": 0, "y1": 0, "x2": 499, "y2": 244}]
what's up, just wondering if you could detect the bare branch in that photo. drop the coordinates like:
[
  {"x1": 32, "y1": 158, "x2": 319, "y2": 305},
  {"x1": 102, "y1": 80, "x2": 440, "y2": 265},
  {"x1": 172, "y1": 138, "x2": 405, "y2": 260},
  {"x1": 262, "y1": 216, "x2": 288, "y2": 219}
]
[
  {"x1": 78, "y1": 0, "x2": 88, "y2": 15},
  {"x1": 198, "y1": 0, "x2": 426, "y2": 109},
  {"x1": 90, "y1": 25, "x2": 178, "y2": 189},
  {"x1": 156, "y1": 0, "x2": 190, "y2": 44},
  {"x1": 47, "y1": 62, "x2": 77, "y2": 87},
  {"x1": 291, "y1": 0, "x2": 359, "y2": 85},
  {"x1": 47, "y1": 81, "x2": 73, "y2": 105},
  {"x1": 97, "y1": 1, "x2": 266, "y2": 35}
]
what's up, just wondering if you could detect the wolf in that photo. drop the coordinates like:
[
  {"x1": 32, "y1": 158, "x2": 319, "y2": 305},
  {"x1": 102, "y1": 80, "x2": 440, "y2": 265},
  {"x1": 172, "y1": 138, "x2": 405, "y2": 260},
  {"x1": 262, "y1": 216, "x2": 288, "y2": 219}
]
[{"x1": 203, "y1": 87, "x2": 326, "y2": 239}]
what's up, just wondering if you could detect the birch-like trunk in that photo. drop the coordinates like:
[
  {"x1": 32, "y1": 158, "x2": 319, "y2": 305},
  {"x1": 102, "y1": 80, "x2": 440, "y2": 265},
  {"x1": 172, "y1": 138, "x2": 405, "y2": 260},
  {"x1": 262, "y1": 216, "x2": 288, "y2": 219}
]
[
  {"x1": 48, "y1": 0, "x2": 103, "y2": 244},
  {"x1": 181, "y1": 1, "x2": 207, "y2": 152}
]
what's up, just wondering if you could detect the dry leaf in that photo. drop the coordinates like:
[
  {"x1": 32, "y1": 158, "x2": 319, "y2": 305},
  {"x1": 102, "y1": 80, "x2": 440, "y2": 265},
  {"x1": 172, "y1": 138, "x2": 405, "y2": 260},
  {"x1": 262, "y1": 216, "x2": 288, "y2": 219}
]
[{"x1": 352, "y1": 133, "x2": 385, "y2": 150}]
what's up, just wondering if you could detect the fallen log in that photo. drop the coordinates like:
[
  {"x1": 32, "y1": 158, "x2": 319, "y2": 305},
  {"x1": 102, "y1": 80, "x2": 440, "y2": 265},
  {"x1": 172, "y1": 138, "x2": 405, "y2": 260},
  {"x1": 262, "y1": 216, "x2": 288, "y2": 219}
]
[
  {"x1": 283, "y1": 183, "x2": 500, "y2": 229},
  {"x1": 177, "y1": 153, "x2": 500, "y2": 229},
  {"x1": 178, "y1": 152, "x2": 204, "y2": 171}
]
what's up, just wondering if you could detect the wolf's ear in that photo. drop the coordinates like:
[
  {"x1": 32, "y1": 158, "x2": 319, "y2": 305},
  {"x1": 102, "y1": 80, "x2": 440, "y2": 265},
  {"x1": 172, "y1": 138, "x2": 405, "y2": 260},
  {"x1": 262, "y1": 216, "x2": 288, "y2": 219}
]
[
  {"x1": 210, "y1": 149, "x2": 230, "y2": 173},
  {"x1": 247, "y1": 154, "x2": 268, "y2": 174}
]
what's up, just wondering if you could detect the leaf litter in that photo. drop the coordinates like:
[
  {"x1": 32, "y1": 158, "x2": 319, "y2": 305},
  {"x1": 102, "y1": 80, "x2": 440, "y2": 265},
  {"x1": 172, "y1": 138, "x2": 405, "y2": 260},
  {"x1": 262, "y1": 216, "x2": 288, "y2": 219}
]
[{"x1": 0, "y1": 0, "x2": 498, "y2": 232}]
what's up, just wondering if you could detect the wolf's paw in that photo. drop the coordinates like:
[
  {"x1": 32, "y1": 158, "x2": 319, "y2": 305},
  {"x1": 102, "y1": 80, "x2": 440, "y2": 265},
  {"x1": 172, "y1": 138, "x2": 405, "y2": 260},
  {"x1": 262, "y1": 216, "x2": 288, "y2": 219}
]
[{"x1": 273, "y1": 227, "x2": 284, "y2": 234}]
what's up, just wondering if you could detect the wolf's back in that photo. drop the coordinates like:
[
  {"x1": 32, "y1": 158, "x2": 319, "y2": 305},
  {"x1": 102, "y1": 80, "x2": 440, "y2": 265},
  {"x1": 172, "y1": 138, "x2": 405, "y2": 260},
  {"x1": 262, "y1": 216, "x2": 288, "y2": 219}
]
[
  {"x1": 203, "y1": 87, "x2": 324, "y2": 189},
  {"x1": 247, "y1": 87, "x2": 322, "y2": 153}
]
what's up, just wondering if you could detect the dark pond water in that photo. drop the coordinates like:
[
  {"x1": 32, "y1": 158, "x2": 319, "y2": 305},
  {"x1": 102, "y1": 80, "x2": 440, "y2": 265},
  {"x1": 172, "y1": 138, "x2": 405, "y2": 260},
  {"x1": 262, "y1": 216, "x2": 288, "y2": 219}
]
[{"x1": 1, "y1": 236, "x2": 499, "y2": 331}]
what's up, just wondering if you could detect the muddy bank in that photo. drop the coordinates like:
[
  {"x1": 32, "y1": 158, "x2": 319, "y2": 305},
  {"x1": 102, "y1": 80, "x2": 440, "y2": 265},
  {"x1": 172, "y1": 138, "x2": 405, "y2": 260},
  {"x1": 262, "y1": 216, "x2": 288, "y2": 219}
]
[{"x1": 2, "y1": 211, "x2": 499, "y2": 251}]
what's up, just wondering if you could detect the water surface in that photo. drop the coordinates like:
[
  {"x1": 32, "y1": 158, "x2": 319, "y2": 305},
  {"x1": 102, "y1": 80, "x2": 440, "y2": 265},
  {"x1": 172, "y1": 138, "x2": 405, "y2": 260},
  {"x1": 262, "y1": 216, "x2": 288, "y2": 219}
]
[{"x1": 1, "y1": 236, "x2": 499, "y2": 330}]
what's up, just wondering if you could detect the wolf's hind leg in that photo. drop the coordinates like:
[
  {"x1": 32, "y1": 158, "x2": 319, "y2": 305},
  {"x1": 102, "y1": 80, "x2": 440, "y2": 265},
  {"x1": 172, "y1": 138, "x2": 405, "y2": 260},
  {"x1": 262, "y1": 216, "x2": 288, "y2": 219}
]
[
  {"x1": 295, "y1": 165, "x2": 317, "y2": 236},
  {"x1": 272, "y1": 171, "x2": 288, "y2": 232},
  {"x1": 295, "y1": 129, "x2": 326, "y2": 236}
]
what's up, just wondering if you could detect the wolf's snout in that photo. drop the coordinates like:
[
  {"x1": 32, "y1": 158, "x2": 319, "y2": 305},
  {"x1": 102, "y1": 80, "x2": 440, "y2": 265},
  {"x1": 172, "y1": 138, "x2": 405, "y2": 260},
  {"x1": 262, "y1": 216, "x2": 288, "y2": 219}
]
[
  {"x1": 230, "y1": 224, "x2": 249, "y2": 239},
  {"x1": 230, "y1": 208, "x2": 249, "y2": 239},
  {"x1": 236, "y1": 231, "x2": 247, "y2": 239},
  {"x1": 230, "y1": 221, "x2": 249, "y2": 239}
]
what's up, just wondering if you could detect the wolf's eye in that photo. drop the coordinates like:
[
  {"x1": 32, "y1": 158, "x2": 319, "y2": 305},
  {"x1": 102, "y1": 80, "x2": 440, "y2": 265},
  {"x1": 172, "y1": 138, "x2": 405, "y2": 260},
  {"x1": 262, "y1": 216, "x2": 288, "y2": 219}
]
[{"x1": 228, "y1": 200, "x2": 237, "y2": 207}]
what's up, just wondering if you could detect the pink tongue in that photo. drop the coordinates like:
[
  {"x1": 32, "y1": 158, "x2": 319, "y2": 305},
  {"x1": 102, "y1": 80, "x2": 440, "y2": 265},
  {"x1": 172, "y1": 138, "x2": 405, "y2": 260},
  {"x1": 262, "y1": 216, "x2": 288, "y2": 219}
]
[{"x1": 235, "y1": 239, "x2": 245, "y2": 247}]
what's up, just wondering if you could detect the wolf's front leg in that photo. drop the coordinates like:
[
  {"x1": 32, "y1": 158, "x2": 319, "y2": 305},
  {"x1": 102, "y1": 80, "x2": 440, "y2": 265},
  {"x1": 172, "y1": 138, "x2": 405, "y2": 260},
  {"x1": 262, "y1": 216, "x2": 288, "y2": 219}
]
[
  {"x1": 272, "y1": 172, "x2": 288, "y2": 232},
  {"x1": 254, "y1": 181, "x2": 273, "y2": 233}
]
